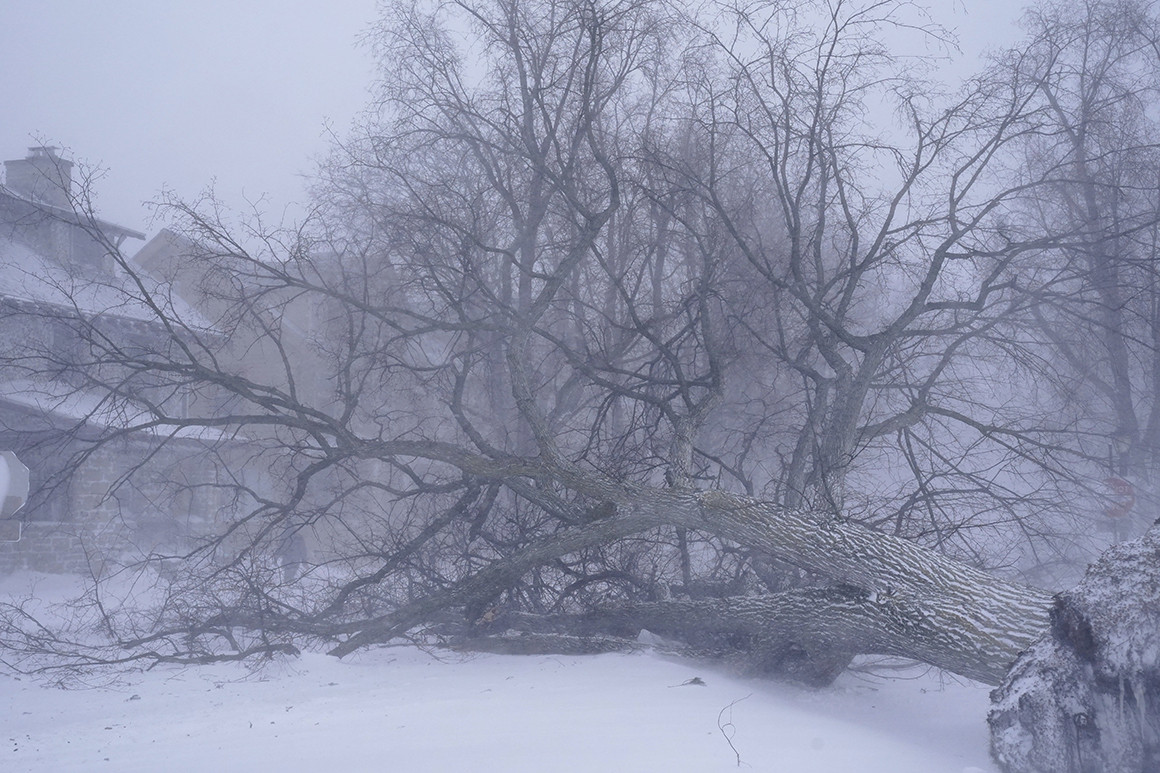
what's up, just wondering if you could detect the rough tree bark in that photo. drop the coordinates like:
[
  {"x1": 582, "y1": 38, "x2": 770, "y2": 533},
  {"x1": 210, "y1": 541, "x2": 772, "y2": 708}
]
[
  {"x1": 329, "y1": 481, "x2": 1052, "y2": 687},
  {"x1": 467, "y1": 586, "x2": 1013, "y2": 687}
]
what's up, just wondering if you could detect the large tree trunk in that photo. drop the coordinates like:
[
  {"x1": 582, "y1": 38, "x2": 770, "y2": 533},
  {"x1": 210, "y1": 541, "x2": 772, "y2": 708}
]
[
  {"x1": 466, "y1": 585, "x2": 1035, "y2": 686},
  {"x1": 331, "y1": 484, "x2": 1052, "y2": 685}
]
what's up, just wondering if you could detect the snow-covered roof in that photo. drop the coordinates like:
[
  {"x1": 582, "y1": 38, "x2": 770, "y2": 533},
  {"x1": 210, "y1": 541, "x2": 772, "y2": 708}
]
[
  {"x1": 0, "y1": 233, "x2": 215, "y2": 331},
  {"x1": 0, "y1": 377, "x2": 135, "y2": 428},
  {"x1": 0, "y1": 183, "x2": 145, "y2": 241},
  {"x1": 0, "y1": 377, "x2": 229, "y2": 441}
]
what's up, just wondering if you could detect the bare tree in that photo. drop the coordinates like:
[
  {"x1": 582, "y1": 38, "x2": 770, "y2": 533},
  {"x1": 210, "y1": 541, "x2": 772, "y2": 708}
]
[
  {"x1": 1005, "y1": 0, "x2": 1160, "y2": 498},
  {"x1": 7, "y1": 15, "x2": 1160, "y2": 772}
]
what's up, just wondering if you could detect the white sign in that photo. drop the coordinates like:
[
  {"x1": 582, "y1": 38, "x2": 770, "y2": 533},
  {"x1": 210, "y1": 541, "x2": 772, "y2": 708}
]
[{"x1": 0, "y1": 450, "x2": 29, "y2": 519}]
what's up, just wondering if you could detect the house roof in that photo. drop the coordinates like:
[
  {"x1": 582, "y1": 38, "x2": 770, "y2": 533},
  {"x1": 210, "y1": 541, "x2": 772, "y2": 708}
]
[
  {"x1": 0, "y1": 174, "x2": 217, "y2": 329},
  {"x1": 0, "y1": 377, "x2": 232, "y2": 441},
  {"x1": 0, "y1": 183, "x2": 146, "y2": 242},
  {"x1": 0, "y1": 232, "x2": 214, "y2": 330}
]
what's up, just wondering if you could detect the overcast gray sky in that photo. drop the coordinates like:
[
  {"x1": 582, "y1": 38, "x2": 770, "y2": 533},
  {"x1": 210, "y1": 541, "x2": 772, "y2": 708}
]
[
  {"x1": 1, "y1": 0, "x2": 376, "y2": 231},
  {"x1": 1, "y1": 0, "x2": 1025, "y2": 239}
]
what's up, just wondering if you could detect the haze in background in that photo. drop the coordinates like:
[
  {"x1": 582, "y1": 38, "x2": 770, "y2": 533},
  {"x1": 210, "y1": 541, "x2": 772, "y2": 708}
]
[{"x1": 0, "y1": 0, "x2": 1021, "y2": 236}]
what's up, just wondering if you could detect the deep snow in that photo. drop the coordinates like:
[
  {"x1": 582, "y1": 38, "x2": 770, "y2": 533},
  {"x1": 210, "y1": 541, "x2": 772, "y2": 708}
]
[{"x1": 1, "y1": 574, "x2": 998, "y2": 772}]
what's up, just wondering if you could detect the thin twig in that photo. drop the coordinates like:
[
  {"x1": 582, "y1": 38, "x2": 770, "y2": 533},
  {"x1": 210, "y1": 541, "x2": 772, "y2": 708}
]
[{"x1": 717, "y1": 694, "x2": 752, "y2": 768}]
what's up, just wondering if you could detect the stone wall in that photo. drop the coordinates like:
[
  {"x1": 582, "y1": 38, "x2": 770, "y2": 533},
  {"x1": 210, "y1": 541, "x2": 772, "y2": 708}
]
[
  {"x1": 0, "y1": 521, "x2": 123, "y2": 575},
  {"x1": 0, "y1": 424, "x2": 256, "y2": 576}
]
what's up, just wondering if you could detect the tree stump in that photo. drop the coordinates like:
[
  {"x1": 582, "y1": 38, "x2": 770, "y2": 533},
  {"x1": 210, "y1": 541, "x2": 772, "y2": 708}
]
[{"x1": 989, "y1": 525, "x2": 1160, "y2": 772}]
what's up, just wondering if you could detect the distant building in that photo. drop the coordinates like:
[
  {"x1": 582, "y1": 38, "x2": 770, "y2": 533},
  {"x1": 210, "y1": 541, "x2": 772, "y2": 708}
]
[
  {"x1": 0, "y1": 147, "x2": 245, "y2": 574},
  {"x1": 131, "y1": 228, "x2": 337, "y2": 573}
]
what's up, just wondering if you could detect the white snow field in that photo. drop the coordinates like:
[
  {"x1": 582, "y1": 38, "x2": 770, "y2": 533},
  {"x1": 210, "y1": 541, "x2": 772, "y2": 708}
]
[{"x1": 2, "y1": 574, "x2": 999, "y2": 773}]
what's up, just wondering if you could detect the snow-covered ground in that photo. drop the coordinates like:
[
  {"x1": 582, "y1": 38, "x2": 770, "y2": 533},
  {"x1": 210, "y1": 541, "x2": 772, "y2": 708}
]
[{"x1": 2, "y1": 574, "x2": 999, "y2": 772}]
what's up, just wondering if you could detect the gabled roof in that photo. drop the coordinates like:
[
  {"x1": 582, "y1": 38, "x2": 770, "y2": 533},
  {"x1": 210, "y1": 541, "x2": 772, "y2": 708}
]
[
  {"x1": 0, "y1": 377, "x2": 230, "y2": 441},
  {"x1": 0, "y1": 183, "x2": 146, "y2": 242},
  {"x1": 0, "y1": 232, "x2": 214, "y2": 330}
]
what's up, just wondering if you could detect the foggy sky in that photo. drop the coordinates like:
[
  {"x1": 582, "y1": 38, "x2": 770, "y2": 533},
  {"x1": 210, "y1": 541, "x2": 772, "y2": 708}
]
[{"x1": 1, "y1": 0, "x2": 1022, "y2": 239}]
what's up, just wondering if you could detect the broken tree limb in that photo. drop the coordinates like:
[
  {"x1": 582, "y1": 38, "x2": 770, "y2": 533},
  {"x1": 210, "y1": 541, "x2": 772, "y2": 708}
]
[
  {"x1": 473, "y1": 584, "x2": 1040, "y2": 686},
  {"x1": 329, "y1": 483, "x2": 1052, "y2": 684}
]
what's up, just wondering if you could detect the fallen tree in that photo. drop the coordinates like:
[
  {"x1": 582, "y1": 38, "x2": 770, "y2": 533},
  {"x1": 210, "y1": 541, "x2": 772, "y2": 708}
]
[
  {"x1": 325, "y1": 481, "x2": 1051, "y2": 688},
  {"x1": 7, "y1": 2, "x2": 1160, "y2": 772}
]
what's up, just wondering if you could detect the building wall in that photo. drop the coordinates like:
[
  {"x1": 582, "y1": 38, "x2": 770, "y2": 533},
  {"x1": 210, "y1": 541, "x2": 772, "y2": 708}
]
[
  {"x1": 0, "y1": 424, "x2": 254, "y2": 575},
  {"x1": 0, "y1": 148, "x2": 269, "y2": 576}
]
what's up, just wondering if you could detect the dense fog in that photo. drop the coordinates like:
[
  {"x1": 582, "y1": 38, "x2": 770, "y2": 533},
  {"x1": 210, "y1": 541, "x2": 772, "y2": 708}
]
[{"x1": 2, "y1": 2, "x2": 1160, "y2": 771}]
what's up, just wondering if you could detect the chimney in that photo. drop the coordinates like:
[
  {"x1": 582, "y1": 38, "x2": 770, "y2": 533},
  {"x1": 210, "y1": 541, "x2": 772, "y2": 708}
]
[{"x1": 4, "y1": 146, "x2": 73, "y2": 208}]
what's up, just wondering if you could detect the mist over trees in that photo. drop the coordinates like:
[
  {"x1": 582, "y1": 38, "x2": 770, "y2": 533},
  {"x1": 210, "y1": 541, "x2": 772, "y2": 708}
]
[{"x1": 4, "y1": 0, "x2": 1160, "y2": 769}]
